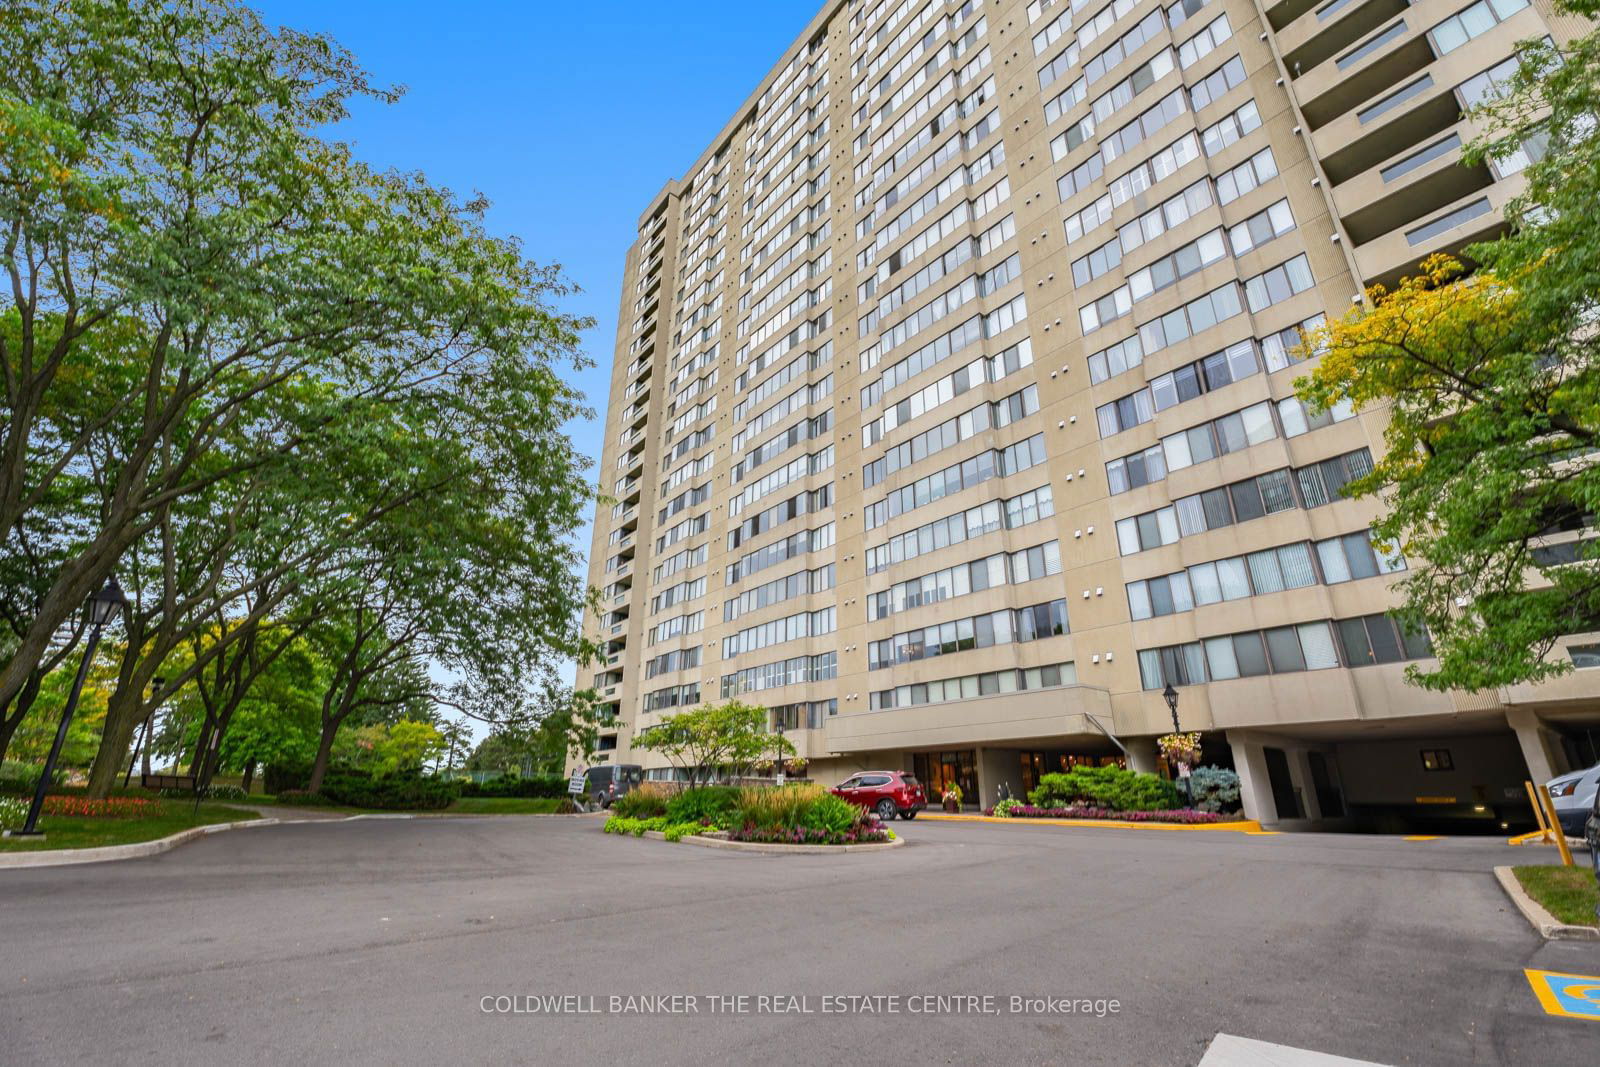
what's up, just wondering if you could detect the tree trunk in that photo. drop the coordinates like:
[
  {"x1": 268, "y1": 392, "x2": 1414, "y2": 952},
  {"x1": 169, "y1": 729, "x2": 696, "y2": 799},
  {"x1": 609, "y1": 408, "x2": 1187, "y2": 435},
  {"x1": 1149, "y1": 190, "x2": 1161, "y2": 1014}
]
[
  {"x1": 241, "y1": 759, "x2": 256, "y2": 794},
  {"x1": 85, "y1": 680, "x2": 149, "y2": 798},
  {"x1": 0, "y1": 712, "x2": 20, "y2": 767},
  {"x1": 0, "y1": 670, "x2": 46, "y2": 765},
  {"x1": 308, "y1": 727, "x2": 337, "y2": 793}
]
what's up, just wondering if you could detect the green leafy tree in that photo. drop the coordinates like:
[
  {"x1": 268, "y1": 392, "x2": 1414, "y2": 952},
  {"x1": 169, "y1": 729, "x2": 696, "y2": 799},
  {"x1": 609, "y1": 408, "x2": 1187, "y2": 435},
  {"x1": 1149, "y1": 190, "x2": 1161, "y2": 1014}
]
[
  {"x1": 436, "y1": 719, "x2": 470, "y2": 774},
  {"x1": 634, "y1": 700, "x2": 792, "y2": 787},
  {"x1": 464, "y1": 730, "x2": 529, "y2": 774},
  {"x1": 449, "y1": 676, "x2": 606, "y2": 775},
  {"x1": 0, "y1": 1, "x2": 594, "y2": 774},
  {"x1": 1297, "y1": 2, "x2": 1600, "y2": 690}
]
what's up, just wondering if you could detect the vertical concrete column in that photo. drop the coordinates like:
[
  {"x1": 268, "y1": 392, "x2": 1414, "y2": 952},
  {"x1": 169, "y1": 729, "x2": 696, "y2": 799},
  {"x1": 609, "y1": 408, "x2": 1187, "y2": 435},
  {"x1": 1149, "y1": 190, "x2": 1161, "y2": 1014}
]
[
  {"x1": 975, "y1": 748, "x2": 1024, "y2": 809},
  {"x1": 1290, "y1": 749, "x2": 1323, "y2": 822},
  {"x1": 1507, "y1": 708, "x2": 1569, "y2": 785},
  {"x1": 1125, "y1": 737, "x2": 1159, "y2": 775},
  {"x1": 1226, "y1": 731, "x2": 1278, "y2": 825}
]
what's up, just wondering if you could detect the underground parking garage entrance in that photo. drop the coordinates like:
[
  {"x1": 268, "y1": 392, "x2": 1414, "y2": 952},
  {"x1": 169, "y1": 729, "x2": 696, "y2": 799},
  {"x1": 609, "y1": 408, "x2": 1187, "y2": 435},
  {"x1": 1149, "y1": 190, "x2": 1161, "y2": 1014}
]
[{"x1": 1226, "y1": 709, "x2": 1595, "y2": 833}]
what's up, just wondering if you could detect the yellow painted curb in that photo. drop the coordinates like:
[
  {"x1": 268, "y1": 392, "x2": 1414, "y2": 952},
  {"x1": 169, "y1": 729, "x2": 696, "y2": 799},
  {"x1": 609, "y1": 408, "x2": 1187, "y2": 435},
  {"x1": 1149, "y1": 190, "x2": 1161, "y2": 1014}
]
[{"x1": 918, "y1": 812, "x2": 1262, "y2": 833}]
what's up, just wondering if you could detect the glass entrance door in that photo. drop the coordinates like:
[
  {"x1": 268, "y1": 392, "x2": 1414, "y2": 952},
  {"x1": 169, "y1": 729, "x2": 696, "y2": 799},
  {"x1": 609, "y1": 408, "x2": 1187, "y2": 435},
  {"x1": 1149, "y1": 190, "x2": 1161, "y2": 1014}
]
[{"x1": 914, "y1": 750, "x2": 977, "y2": 807}]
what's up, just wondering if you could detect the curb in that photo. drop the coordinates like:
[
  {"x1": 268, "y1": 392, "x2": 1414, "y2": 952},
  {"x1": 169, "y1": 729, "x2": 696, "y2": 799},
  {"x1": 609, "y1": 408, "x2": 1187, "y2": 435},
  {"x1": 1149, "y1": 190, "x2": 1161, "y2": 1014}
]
[
  {"x1": 0, "y1": 817, "x2": 287, "y2": 870},
  {"x1": 919, "y1": 812, "x2": 1261, "y2": 833},
  {"x1": 1493, "y1": 865, "x2": 1600, "y2": 941},
  {"x1": 636, "y1": 829, "x2": 905, "y2": 854}
]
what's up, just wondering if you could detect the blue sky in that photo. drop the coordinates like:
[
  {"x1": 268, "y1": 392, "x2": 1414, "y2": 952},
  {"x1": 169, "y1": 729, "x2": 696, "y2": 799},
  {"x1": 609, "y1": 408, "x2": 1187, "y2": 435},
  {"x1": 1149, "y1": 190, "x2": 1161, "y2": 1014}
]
[{"x1": 251, "y1": 0, "x2": 821, "y2": 701}]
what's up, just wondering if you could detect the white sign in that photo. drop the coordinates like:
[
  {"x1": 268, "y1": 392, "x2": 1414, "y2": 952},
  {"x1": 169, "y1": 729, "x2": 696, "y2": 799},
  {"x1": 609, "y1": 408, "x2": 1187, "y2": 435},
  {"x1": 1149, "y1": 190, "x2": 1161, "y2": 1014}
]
[{"x1": 567, "y1": 773, "x2": 587, "y2": 795}]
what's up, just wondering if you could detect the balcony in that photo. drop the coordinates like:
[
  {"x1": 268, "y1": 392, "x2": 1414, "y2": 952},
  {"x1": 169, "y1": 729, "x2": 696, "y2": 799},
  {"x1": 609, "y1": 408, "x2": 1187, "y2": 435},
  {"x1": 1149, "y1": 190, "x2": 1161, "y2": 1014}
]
[
  {"x1": 1352, "y1": 178, "x2": 1516, "y2": 288},
  {"x1": 1333, "y1": 121, "x2": 1494, "y2": 245},
  {"x1": 1277, "y1": 0, "x2": 1413, "y2": 75},
  {"x1": 1296, "y1": 0, "x2": 1545, "y2": 132},
  {"x1": 1295, "y1": 14, "x2": 1436, "y2": 129}
]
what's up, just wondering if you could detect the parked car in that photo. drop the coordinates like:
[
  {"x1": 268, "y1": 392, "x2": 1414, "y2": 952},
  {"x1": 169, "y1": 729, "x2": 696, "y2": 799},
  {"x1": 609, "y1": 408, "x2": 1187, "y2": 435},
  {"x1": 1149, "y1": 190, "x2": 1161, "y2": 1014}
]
[
  {"x1": 1546, "y1": 762, "x2": 1600, "y2": 836},
  {"x1": 833, "y1": 771, "x2": 926, "y2": 821},
  {"x1": 1587, "y1": 784, "x2": 1600, "y2": 922},
  {"x1": 585, "y1": 764, "x2": 642, "y2": 809}
]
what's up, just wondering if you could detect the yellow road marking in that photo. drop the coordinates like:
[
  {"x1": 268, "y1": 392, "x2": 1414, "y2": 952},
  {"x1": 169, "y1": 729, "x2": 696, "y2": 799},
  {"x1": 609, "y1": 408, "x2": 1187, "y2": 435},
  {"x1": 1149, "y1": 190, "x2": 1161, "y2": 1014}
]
[{"x1": 1403, "y1": 835, "x2": 1440, "y2": 841}]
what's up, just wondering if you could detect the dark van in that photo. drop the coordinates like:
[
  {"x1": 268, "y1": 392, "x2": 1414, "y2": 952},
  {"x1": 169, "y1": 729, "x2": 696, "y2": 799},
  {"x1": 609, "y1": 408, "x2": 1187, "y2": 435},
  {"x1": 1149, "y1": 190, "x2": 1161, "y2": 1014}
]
[{"x1": 585, "y1": 764, "x2": 642, "y2": 809}]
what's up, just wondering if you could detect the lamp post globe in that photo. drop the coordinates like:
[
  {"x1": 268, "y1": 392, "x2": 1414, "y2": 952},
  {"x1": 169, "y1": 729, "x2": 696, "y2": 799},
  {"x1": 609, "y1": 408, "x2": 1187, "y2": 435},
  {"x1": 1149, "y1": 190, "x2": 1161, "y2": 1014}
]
[
  {"x1": 89, "y1": 577, "x2": 129, "y2": 626},
  {"x1": 7, "y1": 577, "x2": 128, "y2": 838}
]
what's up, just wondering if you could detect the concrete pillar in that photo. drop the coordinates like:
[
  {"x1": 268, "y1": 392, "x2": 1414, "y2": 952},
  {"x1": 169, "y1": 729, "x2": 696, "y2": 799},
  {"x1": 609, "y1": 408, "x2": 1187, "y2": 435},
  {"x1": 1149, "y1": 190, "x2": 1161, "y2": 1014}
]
[
  {"x1": 1226, "y1": 731, "x2": 1278, "y2": 825},
  {"x1": 1290, "y1": 749, "x2": 1323, "y2": 822},
  {"x1": 1125, "y1": 737, "x2": 1159, "y2": 775},
  {"x1": 975, "y1": 748, "x2": 1025, "y2": 809},
  {"x1": 1507, "y1": 708, "x2": 1569, "y2": 785}
]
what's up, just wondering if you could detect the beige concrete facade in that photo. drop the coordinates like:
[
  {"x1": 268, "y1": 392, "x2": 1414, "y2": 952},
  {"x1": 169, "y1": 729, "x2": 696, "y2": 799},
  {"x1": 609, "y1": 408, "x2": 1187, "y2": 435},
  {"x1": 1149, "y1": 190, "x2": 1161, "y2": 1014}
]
[{"x1": 576, "y1": 0, "x2": 1599, "y2": 827}]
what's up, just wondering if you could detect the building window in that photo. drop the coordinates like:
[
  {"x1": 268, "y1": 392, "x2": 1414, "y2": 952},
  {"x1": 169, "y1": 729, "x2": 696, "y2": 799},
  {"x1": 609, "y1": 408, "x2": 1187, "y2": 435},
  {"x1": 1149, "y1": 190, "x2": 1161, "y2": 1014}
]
[{"x1": 1568, "y1": 643, "x2": 1600, "y2": 668}]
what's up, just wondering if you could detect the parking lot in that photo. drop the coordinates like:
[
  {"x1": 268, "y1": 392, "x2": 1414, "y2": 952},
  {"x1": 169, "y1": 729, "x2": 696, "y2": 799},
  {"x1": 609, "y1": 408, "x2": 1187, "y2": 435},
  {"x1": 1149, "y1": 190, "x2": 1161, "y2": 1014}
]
[{"x1": 1, "y1": 815, "x2": 1595, "y2": 1064}]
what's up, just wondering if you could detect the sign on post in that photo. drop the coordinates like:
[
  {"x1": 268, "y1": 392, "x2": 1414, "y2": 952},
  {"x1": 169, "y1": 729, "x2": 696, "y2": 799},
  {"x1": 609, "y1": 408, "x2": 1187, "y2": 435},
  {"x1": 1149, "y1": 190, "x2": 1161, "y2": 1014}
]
[{"x1": 567, "y1": 772, "x2": 587, "y2": 796}]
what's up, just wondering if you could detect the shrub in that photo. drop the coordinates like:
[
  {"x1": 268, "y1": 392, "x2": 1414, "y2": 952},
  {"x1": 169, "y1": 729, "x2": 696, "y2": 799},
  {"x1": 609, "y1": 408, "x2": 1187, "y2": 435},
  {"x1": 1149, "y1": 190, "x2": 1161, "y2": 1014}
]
[
  {"x1": 610, "y1": 783, "x2": 671, "y2": 819},
  {"x1": 318, "y1": 772, "x2": 460, "y2": 810},
  {"x1": 797, "y1": 792, "x2": 861, "y2": 835},
  {"x1": 665, "y1": 785, "x2": 741, "y2": 828},
  {"x1": 264, "y1": 761, "x2": 313, "y2": 795},
  {"x1": 662, "y1": 821, "x2": 704, "y2": 842},
  {"x1": 0, "y1": 761, "x2": 62, "y2": 796},
  {"x1": 1028, "y1": 766, "x2": 1180, "y2": 812},
  {"x1": 734, "y1": 782, "x2": 827, "y2": 830},
  {"x1": 603, "y1": 816, "x2": 669, "y2": 837},
  {"x1": 274, "y1": 790, "x2": 337, "y2": 806},
  {"x1": 1186, "y1": 765, "x2": 1242, "y2": 814},
  {"x1": 991, "y1": 796, "x2": 1024, "y2": 818},
  {"x1": 553, "y1": 798, "x2": 580, "y2": 814},
  {"x1": 457, "y1": 774, "x2": 566, "y2": 799}
]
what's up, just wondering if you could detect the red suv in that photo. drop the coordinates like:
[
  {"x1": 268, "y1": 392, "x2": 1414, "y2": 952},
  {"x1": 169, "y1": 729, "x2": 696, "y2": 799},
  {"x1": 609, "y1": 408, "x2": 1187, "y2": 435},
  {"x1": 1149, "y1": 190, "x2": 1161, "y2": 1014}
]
[{"x1": 833, "y1": 771, "x2": 926, "y2": 821}]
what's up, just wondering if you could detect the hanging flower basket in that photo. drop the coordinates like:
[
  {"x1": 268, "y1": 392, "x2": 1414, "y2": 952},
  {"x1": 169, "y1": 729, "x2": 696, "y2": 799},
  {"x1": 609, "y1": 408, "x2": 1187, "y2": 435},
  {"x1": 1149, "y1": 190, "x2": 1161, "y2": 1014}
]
[
  {"x1": 784, "y1": 757, "x2": 808, "y2": 775},
  {"x1": 1157, "y1": 731, "x2": 1202, "y2": 768}
]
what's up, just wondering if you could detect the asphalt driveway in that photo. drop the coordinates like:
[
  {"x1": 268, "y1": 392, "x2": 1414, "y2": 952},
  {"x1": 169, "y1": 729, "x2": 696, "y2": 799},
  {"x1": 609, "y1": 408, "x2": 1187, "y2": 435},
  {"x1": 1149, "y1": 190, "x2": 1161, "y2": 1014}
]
[{"x1": 0, "y1": 815, "x2": 1595, "y2": 1064}]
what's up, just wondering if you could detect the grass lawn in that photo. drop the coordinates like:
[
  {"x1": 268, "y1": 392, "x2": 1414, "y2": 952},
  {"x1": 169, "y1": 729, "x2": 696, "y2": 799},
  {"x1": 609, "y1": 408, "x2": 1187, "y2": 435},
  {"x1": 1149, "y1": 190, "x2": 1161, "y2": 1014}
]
[
  {"x1": 1514, "y1": 864, "x2": 1600, "y2": 926},
  {"x1": 0, "y1": 800, "x2": 260, "y2": 852},
  {"x1": 448, "y1": 796, "x2": 569, "y2": 815}
]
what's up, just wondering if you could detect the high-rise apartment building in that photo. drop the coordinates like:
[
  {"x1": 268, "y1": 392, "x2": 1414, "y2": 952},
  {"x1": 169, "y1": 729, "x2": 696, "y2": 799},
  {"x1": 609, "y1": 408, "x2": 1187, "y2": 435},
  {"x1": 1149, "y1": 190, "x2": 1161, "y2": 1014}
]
[{"x1": 579, "y1": 0, "x2": 1596, "y2": 827}]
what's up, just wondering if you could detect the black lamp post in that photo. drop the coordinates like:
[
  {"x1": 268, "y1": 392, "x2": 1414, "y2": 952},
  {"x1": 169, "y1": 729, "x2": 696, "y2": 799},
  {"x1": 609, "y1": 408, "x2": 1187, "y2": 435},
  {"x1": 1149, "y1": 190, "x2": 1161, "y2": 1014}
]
[
  {"x1": 774, "y1": 720, "x2": 787, "y2": 785},
  {"x1": 1161, "y1": 683, "x2": 1194, "y2": 810},
  {"x1": 123, "y1": 676, "x2": 166, "y2": 789},
  {"x1": 8, "y1": 577, "x2": 128, "y2": 838}
]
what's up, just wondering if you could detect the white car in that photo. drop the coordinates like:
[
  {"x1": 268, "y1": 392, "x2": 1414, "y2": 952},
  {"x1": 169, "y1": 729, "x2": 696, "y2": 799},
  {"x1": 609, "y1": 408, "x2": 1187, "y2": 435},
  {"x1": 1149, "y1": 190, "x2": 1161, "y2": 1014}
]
[{"x1": 1547, "y1": 763, "x2": 1600, "y2": 836}]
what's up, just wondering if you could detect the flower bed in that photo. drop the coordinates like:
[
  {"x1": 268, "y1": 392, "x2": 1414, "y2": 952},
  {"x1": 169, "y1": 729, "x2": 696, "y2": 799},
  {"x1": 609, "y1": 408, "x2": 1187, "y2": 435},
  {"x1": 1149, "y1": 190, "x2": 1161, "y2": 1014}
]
[
  {"x1": 41, "y1": 796, "x2": 160, "y2": 818},
  {"x1": 982, "y1": 804, "x2": 1237, "y2": 824},
  {"x1": 726, "y1": 824, "x2": 890, "y2": 846},
  {"x1": 604, "y1": 783, "x2": 896, "y2": 846}
]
